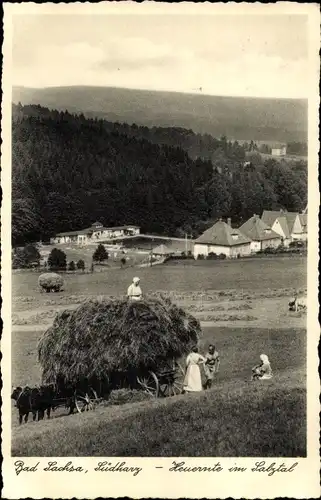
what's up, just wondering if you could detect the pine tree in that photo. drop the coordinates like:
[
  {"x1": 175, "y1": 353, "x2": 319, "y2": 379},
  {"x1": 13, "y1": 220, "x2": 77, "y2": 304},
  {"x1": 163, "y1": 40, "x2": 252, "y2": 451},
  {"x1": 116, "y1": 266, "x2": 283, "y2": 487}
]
[
  {"x1": 76, "y1": 259, "x2": 85, "y2": 271},
  {"x1": 68, "y1": 260, "x2": 76, "y2": 271},
  {"x1": 93, "y1": 244, "x2": 108, "y2": 262},
  {"x1": 48, "y1": 248, "x2": 67, "y2": 271}
]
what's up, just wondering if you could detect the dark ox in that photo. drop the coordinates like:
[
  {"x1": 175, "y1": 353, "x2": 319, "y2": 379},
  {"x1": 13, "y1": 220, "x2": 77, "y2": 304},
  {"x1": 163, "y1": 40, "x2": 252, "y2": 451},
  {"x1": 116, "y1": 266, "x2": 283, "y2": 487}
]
[{"x1": 11, "y1": 385, "x2": 56, "y2": 424}]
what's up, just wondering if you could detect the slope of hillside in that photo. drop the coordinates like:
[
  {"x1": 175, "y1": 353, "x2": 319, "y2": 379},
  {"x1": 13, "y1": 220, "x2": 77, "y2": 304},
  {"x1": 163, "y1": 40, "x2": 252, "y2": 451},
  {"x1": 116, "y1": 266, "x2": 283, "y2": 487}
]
[
  {"x1": 12, "y1": 86, "x2": 307, "y2": 143},
  {"x1": 12, "y1": 104, "x2": 307, "y2": 245},
  {"x1": 12, "y1": 369, "x2": 306, "y2": 457}
]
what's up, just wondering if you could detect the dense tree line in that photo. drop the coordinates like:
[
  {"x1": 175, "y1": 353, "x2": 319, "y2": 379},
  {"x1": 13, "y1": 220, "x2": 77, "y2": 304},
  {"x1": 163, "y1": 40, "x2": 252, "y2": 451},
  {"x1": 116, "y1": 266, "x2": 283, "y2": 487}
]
[{"x1": 12, "y1": 104, "x2": 307, "y2": 245}]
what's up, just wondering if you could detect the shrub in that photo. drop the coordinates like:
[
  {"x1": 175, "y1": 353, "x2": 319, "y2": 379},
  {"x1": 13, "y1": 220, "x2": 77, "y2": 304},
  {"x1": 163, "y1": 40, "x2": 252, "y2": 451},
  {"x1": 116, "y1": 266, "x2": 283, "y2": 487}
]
[
  {"x1": 207, "y1": 252, "x2": 218, "y2": 260},
  {"x1": 12, "y1": 244, "x2": 41, "y2": 269},
  {"x1": 38, "y1": 272, "x2": 64, "y2": 293},
  {"x1": 218, "y1": 253, "x2": 227, "y2": 260},
  {"x1": 93, "y1": 244, "x2": 108, "y2": 262},
  {"x1": 120, "y1": 257, "x2": 126, "y2": 266},
  {"x1": 76, "y1": 259, "x2": 85, "y2": 271},
  {"x1": 24, "y1": 243, "x2": 41, "y2": 267},
  {"x1": 12, "y1": 248, "x2": 26, "y2": 269},
  {"x1": 48, "y1": 248, "x2": 67, "y2": 271},
  {"x1": 68, "y1": 261, "x2": 76, "y2": 271},
  {"x1": 197, "y1": 254, "x2": 205, "y2": 260}
]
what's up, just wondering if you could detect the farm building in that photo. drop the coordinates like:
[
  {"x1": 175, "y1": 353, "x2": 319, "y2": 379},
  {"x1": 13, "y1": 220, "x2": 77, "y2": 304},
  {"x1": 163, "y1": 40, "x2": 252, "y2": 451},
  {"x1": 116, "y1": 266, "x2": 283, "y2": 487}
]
[
  {"x1": 50, "y1": 223, "x2": 140, "y2": 245},
  {"x1": 194, "y1": 218, "x2": 251, "y2": 259},
  {"x1": 262, "y1": 210, "x2": 306, "y2": 244},
  {"x1": 152, "y1": 239, "x2": 194, "y2": 257},
  {"x1": 152, "y1": 244, "x2": 174, "y2": 257},
  {"x1": 238, "y1": 214, "x2": 282, "y2": 252},
  {"x1": 271, "y1": 145, "x2": 287, "y2": 157}
]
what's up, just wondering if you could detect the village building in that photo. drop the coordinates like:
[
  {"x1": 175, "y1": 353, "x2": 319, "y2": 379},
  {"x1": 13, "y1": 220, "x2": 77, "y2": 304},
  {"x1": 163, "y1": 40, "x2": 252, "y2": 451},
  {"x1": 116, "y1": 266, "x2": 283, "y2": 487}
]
[
  {"x1": 50, "y1": 223, "x2": 140, "y2": 245},
  {"x1": 271, "y1": 144, "x2": 287, "y2": 157},
  {"x1": 193, "y1": 218, "x2": 251, "y2": 259},
  {"x1": 299, "y1": 213, "x2": 308, "y2": 240},
  {"x1": 152, "y1": 240, "x2": 194, "y2": 258},
  {"x1": 152, "y1": 244, "x2": 174, "y2": 257},
  {"x1": 238, "y1": 214, "x2": 282, "y2": 252},
  {"x1": 262, "y1": 209, "x2": 306, "y2": 244}
]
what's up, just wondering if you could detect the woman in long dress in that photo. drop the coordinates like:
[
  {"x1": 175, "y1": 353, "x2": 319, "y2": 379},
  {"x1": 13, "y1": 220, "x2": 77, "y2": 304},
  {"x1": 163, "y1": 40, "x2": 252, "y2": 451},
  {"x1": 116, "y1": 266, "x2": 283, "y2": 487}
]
[
  {"x1": 183, "y1": 346, "x2": 206, "y2": 392},
  {"x1": 252, "y1": 354, "x2": 273, "y2": 380}
]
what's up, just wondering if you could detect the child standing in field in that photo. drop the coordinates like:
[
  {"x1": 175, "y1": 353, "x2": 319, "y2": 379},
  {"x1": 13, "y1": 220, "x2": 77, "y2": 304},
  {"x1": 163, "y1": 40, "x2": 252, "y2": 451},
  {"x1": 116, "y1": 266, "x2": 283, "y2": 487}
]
[
  {"x1": 251, "y1": 354, "x2": 273, "y2": 380},
  {"x1": 203, "y1": 345, "x2": 220, "y2": 389},
  {"x1": 183, "y1": 346, "x2": 206, "y2": 393}
]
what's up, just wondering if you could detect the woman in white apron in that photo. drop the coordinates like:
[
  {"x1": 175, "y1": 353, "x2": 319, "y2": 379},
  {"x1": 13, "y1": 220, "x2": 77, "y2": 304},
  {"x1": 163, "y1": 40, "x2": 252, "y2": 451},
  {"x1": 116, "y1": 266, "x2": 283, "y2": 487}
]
[{"x1": 183, "y1": 346, "x2": 206, "y2": 392}]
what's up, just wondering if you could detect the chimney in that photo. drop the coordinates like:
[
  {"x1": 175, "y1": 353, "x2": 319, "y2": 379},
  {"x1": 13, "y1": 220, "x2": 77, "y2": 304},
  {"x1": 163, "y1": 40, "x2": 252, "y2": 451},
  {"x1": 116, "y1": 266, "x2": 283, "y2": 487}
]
[{"x1": 227, "y1": 218, "x2": 231, "y2": 227}]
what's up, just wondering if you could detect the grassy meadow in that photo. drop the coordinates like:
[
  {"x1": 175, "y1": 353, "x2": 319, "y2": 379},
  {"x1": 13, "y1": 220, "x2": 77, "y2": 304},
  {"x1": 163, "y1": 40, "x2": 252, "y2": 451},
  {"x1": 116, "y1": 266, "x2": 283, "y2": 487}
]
[{"x1": 11, "y1": 255, "x2": 307, "y2": 456}]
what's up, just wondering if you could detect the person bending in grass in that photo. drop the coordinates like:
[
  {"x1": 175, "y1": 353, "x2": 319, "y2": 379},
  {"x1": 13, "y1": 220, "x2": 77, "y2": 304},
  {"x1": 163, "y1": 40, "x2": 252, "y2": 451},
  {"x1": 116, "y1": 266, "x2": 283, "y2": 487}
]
[
  {"x1": 203, "y1": 345, "x2": 220, "y2": 389},
  {"x1": 252, "y1": 354, "x2": 273, "y2": 380},
  {"x1": 127, "y1": 277, "x2": 143, "y2": 301}
]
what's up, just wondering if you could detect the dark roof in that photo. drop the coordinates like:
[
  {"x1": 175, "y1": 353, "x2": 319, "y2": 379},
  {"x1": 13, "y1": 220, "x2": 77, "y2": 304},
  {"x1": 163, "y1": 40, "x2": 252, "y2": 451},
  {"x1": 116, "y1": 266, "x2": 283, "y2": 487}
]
[
  {"x1": 195, "y1": 220, "x2": 251, "y2": 247},
  {"x1": 55, "y1": 229, "x2": 91, "y2": 237},
  {"x1": 239, "y1": 215, "x2": 281, "y2": 241}
]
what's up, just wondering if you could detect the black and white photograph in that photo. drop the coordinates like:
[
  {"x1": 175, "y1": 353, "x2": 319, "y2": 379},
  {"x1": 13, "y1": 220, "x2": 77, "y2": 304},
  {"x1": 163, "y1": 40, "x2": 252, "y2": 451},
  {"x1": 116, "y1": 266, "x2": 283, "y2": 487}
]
[{"x1": 1, "y1": 2, "x2": 320, "y2": 499}]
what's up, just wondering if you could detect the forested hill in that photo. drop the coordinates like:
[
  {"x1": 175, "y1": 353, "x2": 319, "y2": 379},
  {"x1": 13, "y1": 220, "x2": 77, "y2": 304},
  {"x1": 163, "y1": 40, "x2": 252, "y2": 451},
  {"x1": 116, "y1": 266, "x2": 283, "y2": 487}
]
[
  {"x1": 12, "y1": 104, "x2": 307, "y2": 245},
  {"x1": 13, "y1": 85, "x2": 307, "y2": 143}
]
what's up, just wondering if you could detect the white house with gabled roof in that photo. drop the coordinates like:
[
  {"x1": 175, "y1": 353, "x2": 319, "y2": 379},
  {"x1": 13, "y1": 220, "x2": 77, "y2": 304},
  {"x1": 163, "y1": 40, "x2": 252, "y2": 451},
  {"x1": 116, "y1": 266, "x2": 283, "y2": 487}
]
[
  {"x1": 239, "y1": 214, "x2": 282, "y2": 252},
  {"x1": 194, "y1": 218, "x2": 251, "y2": 259}
]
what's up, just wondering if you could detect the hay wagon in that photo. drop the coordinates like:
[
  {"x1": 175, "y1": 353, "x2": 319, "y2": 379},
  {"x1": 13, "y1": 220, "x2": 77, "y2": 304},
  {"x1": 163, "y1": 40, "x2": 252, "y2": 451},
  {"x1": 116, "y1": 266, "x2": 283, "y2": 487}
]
[
  {"x1": 38, "y1": 296, "x2": 199, "y2": 414},
  {"x1": 66, "y1": 359, "x2": 186, "y2": 413}
]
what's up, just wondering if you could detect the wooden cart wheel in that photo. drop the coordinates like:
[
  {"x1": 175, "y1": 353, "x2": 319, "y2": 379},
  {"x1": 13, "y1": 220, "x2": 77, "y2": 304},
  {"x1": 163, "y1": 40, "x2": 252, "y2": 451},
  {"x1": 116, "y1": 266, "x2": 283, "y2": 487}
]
[
  {"x1": 136, "y1": 371, "x2": 159, "y2": 397},
  {"x1": 74, "y1": 392, "x2": 89, "y2": 413},
  {"x1": 159, "y1": 363, "x2": 185, "y2": 397},
  {"x1": 74, "y1": 389, "x2": 97, "y2": 413},
  {"x1": 88, "y1": 387, "x2": 100, "y2": 408}
]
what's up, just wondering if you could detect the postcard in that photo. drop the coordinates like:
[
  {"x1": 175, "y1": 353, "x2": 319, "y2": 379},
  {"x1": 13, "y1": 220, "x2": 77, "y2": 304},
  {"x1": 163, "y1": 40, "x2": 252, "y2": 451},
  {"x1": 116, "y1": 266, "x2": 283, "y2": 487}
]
[{"x1": 1, "y1": 2, "x2": 320, "y2": 498}]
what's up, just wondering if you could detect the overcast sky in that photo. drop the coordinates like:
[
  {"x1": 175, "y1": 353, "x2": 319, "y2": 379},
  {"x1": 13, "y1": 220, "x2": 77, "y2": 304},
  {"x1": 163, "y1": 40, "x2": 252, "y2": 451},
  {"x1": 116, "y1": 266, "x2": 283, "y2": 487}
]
[{"x1": 12, "y1": 13, "x2": 309, "y2": 98}]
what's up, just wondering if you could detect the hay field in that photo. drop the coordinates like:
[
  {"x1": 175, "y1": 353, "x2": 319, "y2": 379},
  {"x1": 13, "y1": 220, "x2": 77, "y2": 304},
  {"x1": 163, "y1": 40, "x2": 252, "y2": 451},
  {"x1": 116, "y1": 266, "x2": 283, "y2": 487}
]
[{"x1": 11, "y1": 255, "x2": 307, "y2": 456}]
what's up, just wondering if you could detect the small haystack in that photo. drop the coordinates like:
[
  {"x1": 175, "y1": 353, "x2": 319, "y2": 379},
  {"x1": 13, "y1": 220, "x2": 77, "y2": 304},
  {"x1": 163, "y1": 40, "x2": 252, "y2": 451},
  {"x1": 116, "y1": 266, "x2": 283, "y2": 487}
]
[
  {"x1": 38, "y1": 296, "x2": 201, "y2": 385},
  {"x1": 38, "y1": 273, "x2": 64, "y2": 292}
]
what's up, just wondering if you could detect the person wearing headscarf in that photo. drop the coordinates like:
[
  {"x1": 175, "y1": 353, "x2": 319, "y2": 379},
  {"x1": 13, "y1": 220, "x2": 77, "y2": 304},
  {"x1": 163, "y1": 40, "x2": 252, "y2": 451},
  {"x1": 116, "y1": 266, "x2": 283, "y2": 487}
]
[
  {"x1": 127, "y1": 277, "x2": 143, "y2": 301},
  {"x1": 252, "y1": 354, "x2": 273, "y2": 380},
  {"x1": 183, "y1": 346, "x2": 206, "y2": 393},
  {"x1": 203, "y1": 344, "x2": 220, "y2": 389}
]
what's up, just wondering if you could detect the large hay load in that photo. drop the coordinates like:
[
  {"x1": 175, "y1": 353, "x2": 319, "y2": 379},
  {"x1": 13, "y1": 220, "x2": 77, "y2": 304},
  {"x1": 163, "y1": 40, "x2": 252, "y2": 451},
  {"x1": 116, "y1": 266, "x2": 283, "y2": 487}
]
[
  {"x1": 38, "y1": 296, "x2": 201, "y2": 399},
  {"x1": 38, "y1": 272, "x2": 64, "y2": 293}
]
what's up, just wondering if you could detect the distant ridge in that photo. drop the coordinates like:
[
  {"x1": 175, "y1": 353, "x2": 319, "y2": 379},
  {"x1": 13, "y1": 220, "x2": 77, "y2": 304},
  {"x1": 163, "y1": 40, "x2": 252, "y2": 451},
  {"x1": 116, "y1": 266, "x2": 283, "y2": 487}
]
[{"x1": 12, "y1": 85, "x2": 307, "y2": 143}]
